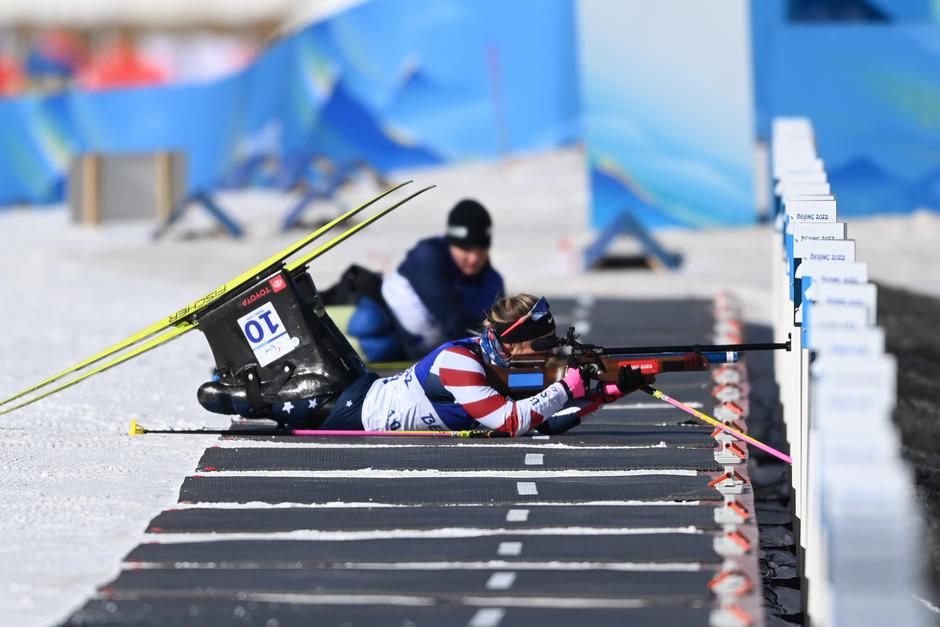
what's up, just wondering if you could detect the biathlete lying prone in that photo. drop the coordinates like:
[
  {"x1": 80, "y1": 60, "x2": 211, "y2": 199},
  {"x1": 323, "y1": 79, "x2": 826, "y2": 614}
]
[{"x1": 198, "y1": 293, "x2": 653, "y2": 436}]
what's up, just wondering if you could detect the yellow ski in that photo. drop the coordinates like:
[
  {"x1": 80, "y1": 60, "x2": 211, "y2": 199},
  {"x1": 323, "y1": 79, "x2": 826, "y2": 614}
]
[
  {"x1": 0, "y1": 181, "x2": 413, "y2": 409},
  {"x1": 0, "y1": 322, "x2": 196, "y2": 416},
  {"x1": 365, "y1": 361, "x2": 415, "y2": 372},
  {"x1": 285, "y1": 186, "x2": 435, "y2": 272}
]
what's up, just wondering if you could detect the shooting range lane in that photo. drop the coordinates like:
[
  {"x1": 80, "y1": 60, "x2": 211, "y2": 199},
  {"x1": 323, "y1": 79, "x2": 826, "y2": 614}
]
[
  {"x1": 96, "y1": 568, "x2": 713, "y2": 599},
  {"x1": 145, "y1": 504, "x2": 722, "y2": 534},
  {"x1": 221, "y1": 423, "x2": 717, "y2": 446},
  {"x1": 63, "y1": 298, "x2": 743, "y2": 626},
  {"x1": 124, "y1": 533, "x2": 721, "y2": 565},
  {"x1": 177, "y1": 475, "x2": 719, "y2": 505},
  {"x1": 67, "y1": 600, "x2": 712, "y2": 627},
  {"x1": 194, "y1": 444, "x2": 721, "y2": 471}
]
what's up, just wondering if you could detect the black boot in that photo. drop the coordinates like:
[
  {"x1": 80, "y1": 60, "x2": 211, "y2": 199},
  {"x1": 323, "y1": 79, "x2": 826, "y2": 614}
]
[
  {"x1": 197, "y1": 379, "x2": 262, "y2": 417},
  {"x1": 197, "y1": 368, "x2": 339, "y2": 427}
]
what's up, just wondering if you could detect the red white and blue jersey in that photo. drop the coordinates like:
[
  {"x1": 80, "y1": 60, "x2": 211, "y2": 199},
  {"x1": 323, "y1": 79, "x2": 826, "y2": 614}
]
[{"x1": 360, "y1": 338, "x2": 570, "y2": 436}]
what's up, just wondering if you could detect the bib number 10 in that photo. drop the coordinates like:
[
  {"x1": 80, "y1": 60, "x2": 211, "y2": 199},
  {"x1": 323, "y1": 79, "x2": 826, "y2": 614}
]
[{"x1": 237, "y1": 302, "x2": 298, "y2": 367}]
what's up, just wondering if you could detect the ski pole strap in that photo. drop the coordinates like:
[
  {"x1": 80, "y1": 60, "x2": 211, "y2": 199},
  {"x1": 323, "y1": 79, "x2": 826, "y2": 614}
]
[{"x1": 641, "y1": 386, "x2": 793, "y2": 464}]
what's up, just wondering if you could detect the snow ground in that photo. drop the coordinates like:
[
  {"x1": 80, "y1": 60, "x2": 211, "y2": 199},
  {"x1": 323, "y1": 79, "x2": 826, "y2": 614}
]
[{"x1": 0, "y1": 147, "x2": 938, "y2": 626}]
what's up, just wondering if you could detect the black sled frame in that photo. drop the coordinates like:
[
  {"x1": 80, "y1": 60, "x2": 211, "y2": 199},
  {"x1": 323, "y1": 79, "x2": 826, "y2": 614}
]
[{"x1": 196, "y1": 266, "x2": 366, "y2": 424}]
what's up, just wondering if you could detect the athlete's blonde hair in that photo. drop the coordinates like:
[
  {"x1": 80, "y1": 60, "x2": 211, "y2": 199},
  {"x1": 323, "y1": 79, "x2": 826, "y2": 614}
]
[{"x1": 484, "y1": 293, "x2": 539, "y2": 330}]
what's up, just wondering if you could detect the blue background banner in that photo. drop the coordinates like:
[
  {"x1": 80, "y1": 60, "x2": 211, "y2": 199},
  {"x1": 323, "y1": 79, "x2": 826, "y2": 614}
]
[
  {"x1": 753, "y1": 0, "x2": 940, "y2": 217},
  {"x1": 576, "y1": 0, "x2": 756, "y2": 229},
  {"x1": 3, "y1": 0, "x2": 940, "y2": 227},
  {"x1": 0, "y1": 0, "x2": 578, "y2": 207}
]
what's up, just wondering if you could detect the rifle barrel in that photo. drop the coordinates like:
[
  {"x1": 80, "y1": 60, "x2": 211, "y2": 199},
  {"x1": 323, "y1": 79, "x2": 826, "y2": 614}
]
[{"x1": 600, "y1": 341, "x2": 789, "y2": 355}]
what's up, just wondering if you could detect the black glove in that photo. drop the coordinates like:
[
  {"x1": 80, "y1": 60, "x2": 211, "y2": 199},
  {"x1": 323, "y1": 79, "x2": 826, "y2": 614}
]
[
  {"x1": 617, "y1": 365, "x2": 655, "y2": 395},
  {"x1": 536, "y1": 412, "x2": 582, "y2": 435}
]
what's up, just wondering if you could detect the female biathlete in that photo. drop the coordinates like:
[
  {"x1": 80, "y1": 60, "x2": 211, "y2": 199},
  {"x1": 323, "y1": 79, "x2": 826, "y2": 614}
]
[{"x1": 198, "y1": 293, "x2": 652, "y2": 436}]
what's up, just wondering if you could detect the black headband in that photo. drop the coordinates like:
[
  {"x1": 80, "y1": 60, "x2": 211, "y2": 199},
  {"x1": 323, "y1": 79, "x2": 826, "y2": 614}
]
[{"x1": 491, "y1": 313, "x2": 556, "y2": 344}]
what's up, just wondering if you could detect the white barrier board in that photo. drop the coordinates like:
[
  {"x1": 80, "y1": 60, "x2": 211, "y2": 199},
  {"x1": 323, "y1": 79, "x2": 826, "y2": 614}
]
[
  {"x1": 774, "y1": 158, "x2": 825, "y2": 180},
  {"x1": 788, "y1": 222, "x2": 846, "y2": 241},
  {"x1": 775, "y1": 171, "x2": 828, "y2": 195},
  {"x1": 812, "y1": 354, "x2": 896, "y2": 402},
  {"x1": 796, "y1": 261, "x2": 867, "y2": 284},
  {"x1": 809, "y1": 282, "x2": 877, "y2": 325},
  {"x1": 786, "y1": 199, "x2": 837, "y2": 222},
  {"x1": 793, "y1": 239, "x2": 855, "y2": 263},
  {"x1": 806, "y1": 303, "x2": 868, "y2": 332},
  {"x1": 783, "y1": 182, "x2": 831, "y2": 197},
  {"x1": 812, "y1": 328, "x2": 885, "y2": 357}
]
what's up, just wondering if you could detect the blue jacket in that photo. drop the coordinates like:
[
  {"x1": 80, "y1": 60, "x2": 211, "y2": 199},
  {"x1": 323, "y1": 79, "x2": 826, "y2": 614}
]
[{"x1": 398, "y1": 236, "x2": 504, "y2": 339}]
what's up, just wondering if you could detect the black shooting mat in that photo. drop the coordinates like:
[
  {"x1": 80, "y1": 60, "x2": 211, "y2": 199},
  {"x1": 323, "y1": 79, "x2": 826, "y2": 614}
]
[
  {"x1": 65, "y1": 599, "x2": 712, "y2": 627},
  {"x1": 550, "y1": 298, "x2": 714, "y2": 331},
  {"x1": 146, "y1": 504, "x2": 722, "y2": 534},
  {"x1": 178, "y1": 475, "x2": 721, "y2": 505},
  {"x1": 609, "y1": 382, "x2": 714, "y2": 406},
  {"x1": 100, "y1": 568, "x2": 713, "y2": 600},
  {"x1": 196, "y1": 444, "x2": 721, "y2": 472},
  {"x1": 223, "y1": 424, "x2": 717, "y2": 447},
  {"x1": 585, "y1": 405, "x2": 718, "y2": 427},
  {"x1": 559, "y1": 422, "x2": 715, "y2": 442},
  {"x1": 126, "y1": 533, "x2": 721, "y2": 566},
  {"x1": 66, "y1": 297, "x2": 734, "y2": 626}
]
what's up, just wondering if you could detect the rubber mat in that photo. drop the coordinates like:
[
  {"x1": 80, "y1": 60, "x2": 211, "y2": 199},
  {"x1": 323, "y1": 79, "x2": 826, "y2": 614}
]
[
  {"x1": 178, "y1": 475, "x2": 720, "y2": 505},
  {"x1": 147, "y1": 504, "x2": 722, "y2": 534},
  {"x1": 224, "y1": 425, "x2": 716, "y2": 447},
  {"x1": 101, "y1": 567, "x2": 714, "y2": 600},
  {"x1": 65, "y1": 599, "x2": 712, "y2": 627},
  {"x1": 613, "y1": 384, "x2": 713, "y2": 404},
  {"x1": 195, "y1": 445, "x2": 721, "y2": 472},
  {"x1": 558, "y1": 423, "x2": 713, "y2": 438},
  {"x1": 585, "y1": 408, "x2": 713, "y2": 427},
  {"x1": 126, "y1": 533, "x2": 720, "y2": 566}
]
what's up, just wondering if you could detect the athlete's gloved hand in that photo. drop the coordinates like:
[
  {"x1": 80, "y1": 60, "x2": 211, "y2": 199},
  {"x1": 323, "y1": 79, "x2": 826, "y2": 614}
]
[
  {"x1": 561, "y1": 366, "x2": 588, "y2": 400},
  {"x1": 536, "y1": 411, "x2": 582, "y2": 435},
  {"x1": 617, "y1": 365, "x2": 655, "y2": 395}
]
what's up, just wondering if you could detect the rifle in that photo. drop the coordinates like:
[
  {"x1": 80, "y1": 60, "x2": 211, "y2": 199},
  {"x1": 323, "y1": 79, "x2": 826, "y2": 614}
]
[
  {"x1": 486, "y1": 327, "x2": 791, "y2": 398},
  {"x1": 485, "y1": 327, "x2": 794, "y2": 465}
]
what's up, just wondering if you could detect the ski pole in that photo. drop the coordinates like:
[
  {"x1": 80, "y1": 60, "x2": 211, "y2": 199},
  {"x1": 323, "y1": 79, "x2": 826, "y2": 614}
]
[
  {"x1": 641, "y1": 386, "x2": 792, "y2": 464},
  {"x1": 128, "y1": 419, "x2": 508, "y2": 438}
]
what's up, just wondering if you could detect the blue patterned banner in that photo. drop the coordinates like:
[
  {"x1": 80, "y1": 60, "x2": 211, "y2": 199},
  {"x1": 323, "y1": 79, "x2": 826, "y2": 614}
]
[
  {"x1": 754, "y1": 0, "x2": 940, "y2": 216},
  {"x1": 576, "y1": 0, "x2": 757, "y2": 229},
  {"x1": 0, "y1": 0, "x2": 578, "y2": 207},
  {"x1": 5, "y1": 0, "x2": 936, "y2": 225}
]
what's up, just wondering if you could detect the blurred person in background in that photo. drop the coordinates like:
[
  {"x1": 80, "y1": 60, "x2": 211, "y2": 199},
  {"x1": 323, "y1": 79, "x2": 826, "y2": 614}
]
[
  {"x1": 78, "y1": 32, "x2": 167, "y2": 90},
  {"x1": 324, "y1": 198, "x2": 505, "y2": 362},
  {"x1": 0, "y1": 54, "x2": 24, "y2": 95}
]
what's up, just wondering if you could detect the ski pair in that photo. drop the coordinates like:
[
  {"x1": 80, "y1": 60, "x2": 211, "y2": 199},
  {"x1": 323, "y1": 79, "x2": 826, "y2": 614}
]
[{"x1": 0, "y1": 181, "x2": 434, "y2": 416}]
